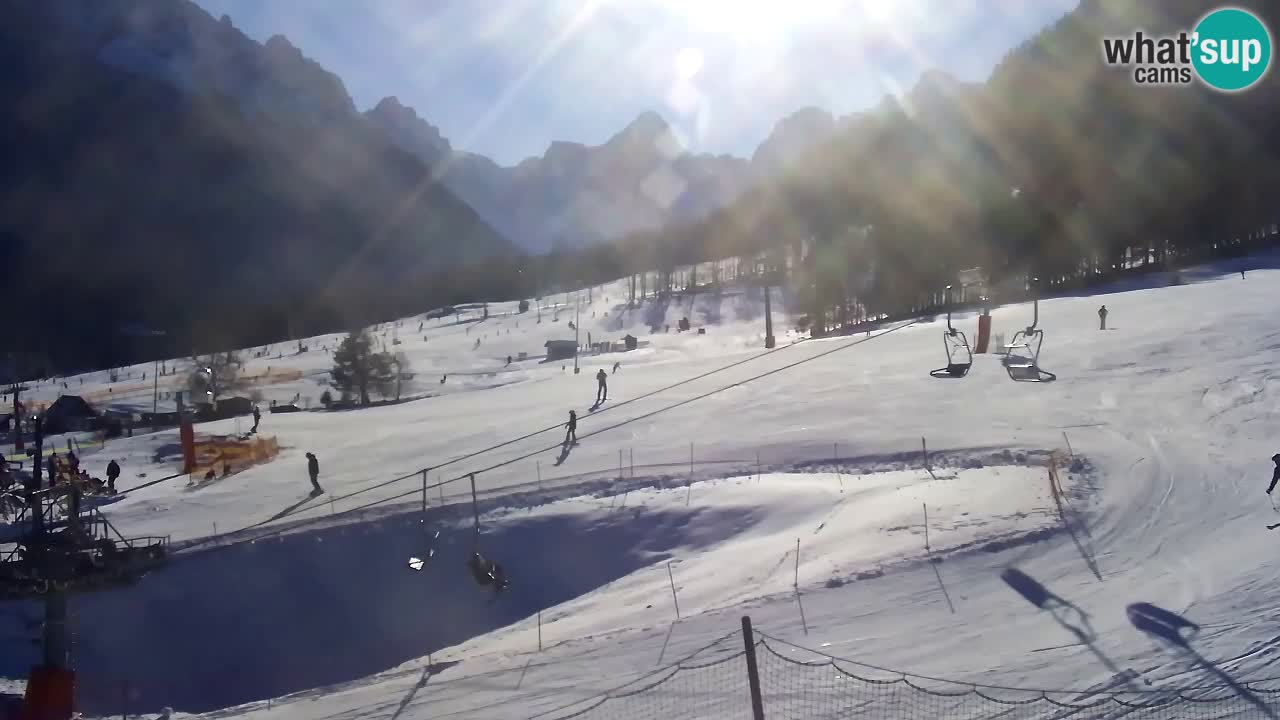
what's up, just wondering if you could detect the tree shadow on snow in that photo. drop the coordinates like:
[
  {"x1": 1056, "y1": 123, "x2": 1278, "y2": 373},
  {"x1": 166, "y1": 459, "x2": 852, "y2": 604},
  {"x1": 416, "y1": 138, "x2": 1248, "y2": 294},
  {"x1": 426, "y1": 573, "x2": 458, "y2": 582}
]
[
  {"x1": 1127, "y1": 602, "x2": 1276, "y2": 718},
  {"x1": 0, "y1": 504, "x2": 760, "y2": 715}
]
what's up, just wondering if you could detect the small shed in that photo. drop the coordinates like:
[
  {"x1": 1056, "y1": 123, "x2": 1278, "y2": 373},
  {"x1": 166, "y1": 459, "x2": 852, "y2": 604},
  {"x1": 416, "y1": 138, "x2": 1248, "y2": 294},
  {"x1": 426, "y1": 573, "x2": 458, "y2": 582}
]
[
  {"x1": 623, "y1": 334, "x2": 638, "y2": 351},
  {"x1": 545, "y1": 340, "x2": 578, "y2": 362},
  {"x1": 43, "y1": 395, "x2": 98, "y2": 434}
]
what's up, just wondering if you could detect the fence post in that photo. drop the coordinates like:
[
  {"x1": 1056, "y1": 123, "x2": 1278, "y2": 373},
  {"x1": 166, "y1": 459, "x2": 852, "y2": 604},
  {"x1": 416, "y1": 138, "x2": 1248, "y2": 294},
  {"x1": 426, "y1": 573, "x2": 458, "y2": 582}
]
[
  {"x1": 741, "y1": 616, "x2": 766, "y2": 720},
  {"x1": 667, "y1": 561, "x2": 682, "y2": 620},
  {"x1": 537, "y1": 610, "x2": 542, "y2": 652},
  {"x1": 834, "y1": 443, "x2": 843, "y2": 492},
  {"x1": 1062, "y1": 431, "x2": 1075, "y2": 460},
  {"x1": 922, "y1": 436, "x2": 937, "y2": 480},
  {"x1": 536, "y1": 460, "x2": 542, "y2": 491},
  {"x1": 421, "y1": 469, "x2": 428, "y2": 514}
]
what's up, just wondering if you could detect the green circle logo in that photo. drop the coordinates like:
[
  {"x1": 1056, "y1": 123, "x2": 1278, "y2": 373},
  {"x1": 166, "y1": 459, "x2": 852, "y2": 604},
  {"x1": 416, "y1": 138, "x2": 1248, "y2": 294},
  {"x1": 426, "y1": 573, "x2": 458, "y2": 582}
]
[{"x1": 1192, "y1": 7, "x2": 1272, "y2": 91}]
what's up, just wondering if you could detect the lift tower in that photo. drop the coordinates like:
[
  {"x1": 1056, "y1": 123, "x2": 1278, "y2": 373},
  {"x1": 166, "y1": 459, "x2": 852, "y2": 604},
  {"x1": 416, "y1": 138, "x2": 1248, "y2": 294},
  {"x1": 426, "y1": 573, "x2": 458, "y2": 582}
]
[{"x1": 1, "y1": 417, "x2": 168, "y2": 720}]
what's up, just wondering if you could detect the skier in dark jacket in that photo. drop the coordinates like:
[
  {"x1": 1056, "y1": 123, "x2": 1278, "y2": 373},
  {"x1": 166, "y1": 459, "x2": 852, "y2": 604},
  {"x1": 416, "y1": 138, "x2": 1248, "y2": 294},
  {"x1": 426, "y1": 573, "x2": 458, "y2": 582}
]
[
  {"x1": 306, "y1": 452, "x2": 323, "y2": 494},
  {"x1": 106, "y1": 459, "x2": 121, "y2": 493},
  {"x1": 563, "y1": 410, "x2": 578, "y2": 447},
  {"x1": 595, "y1": 369, "x2": 608, "y2": 403},
  {"x1": 251, "y1": 406, "x2": 261, "y2": 433},
  {"x1": 1098, "y1": 305, "x2": 1108, "y2": 330},
  {"x1": 1267, "y1": 454, "x2": 1280, "y2": 494}
]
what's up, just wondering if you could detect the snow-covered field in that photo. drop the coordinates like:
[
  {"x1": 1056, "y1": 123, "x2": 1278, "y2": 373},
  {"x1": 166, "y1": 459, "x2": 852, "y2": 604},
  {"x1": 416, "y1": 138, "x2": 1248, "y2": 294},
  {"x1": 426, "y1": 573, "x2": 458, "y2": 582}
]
[{"x1": 6, "y1": 252, "x2": 1280, "y2": 718}]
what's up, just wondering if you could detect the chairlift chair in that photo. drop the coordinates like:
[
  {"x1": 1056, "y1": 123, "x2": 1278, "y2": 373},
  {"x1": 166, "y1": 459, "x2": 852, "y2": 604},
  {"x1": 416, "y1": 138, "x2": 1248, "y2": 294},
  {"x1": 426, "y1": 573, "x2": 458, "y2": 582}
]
[
  {"x1": 464, "y1": 473, "x2": 510, "y2": 593},
  {"x1": 930, "y1": 287, "x2": 972, "y2": 379},
  {"x1": 930, "y1": 314, "x2": 972, "y2": 379},
  {"x1": 1002, "y1": 298, "x2": 1057, "y2": 382}
]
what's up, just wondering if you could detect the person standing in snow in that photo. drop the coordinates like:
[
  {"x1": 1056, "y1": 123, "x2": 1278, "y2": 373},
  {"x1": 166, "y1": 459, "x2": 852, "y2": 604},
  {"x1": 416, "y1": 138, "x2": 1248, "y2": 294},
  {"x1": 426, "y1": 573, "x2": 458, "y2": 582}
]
[
  {"x1": 305, "y1": 452, "x2": 323, "y2": 495},
  {"x1": 251, "y1": 406, "x2": 261, "y2": 433},
  {"x1": 1267, "y1": 454, "x2": 1280, "y2": 494},
  {"x1": 612, "y1": 361, "x2": 620, "y2": 374},
  {"x1": 1098, "y1": 305, "x2": 1108, "y2": 330},
  {"x1": 106, "y1": 459, "x2": 121, "y2": 493},
  {"x1": 595, "y1": 369, "x2": 608, "y2": 403},
  {"x1": 563, "y1": 411, "x2": 578, "y2": 447}
]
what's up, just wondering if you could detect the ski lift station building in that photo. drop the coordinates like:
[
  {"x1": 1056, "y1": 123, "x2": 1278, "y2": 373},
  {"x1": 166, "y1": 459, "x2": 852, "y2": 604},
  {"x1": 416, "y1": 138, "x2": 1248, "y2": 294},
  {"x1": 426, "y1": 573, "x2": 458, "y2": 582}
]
[{"x1": 545, "y1": 340, "x2": 578, "y2": 361}]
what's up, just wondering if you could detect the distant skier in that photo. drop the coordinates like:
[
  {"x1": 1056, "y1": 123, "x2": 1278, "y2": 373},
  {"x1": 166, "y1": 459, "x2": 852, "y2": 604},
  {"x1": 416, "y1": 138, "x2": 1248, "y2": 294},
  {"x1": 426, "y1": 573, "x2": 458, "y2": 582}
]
[
  {"x1": 612, "y1": 361, "x2": 620, "y2": 374},
  {"x1": 563, "y1": 410, "x2": 578, "y2": 447},
  {"x1": 1267, "y1": 454, "x2": 1280, "y2": 494},
  {"x1": 46, "y1": 452, "x2": 58, "y2": 486},
  {"x1": 106, "y1": 459, "x2": 121, "y2": 493},
  {"x1": 251, "y1": 406, "x2": 261, "y2": 433},
  {"x1": 440, "y1": 374, "x2": 447, "y2": 384},
  {"x1": 595, "y1": 369, "x2": 608, "y2": 403},
  {"x1": 66, "y1": 450, "x2": 79, "y2": 474},
  {"x1": 1242, "y1": 269, "x2": 1247, "y2": 279},
  {"x1": 305, "y1": 452, "x2": 323, "y2": 495},
  {"x1": 1098, "y1": 305, "x2": 1108, "y2": 330}
]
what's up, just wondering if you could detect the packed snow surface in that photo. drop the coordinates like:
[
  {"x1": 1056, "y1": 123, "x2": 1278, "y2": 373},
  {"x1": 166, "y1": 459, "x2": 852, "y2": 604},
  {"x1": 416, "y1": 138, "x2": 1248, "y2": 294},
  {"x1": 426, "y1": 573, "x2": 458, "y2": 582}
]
[{"x1": 5, "y1": 254, "x2": 1280, "y2": 718}]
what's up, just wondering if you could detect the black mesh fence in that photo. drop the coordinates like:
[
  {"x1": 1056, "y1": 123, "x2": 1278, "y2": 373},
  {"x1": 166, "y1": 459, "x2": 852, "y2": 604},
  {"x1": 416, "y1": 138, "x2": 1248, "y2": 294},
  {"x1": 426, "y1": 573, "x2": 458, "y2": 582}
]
[
  {"x1": 754, "y1": 632, "x2": 1280, "y2": 719},
  {"x1": 535, "y1": 631, "x2": 751, "y2": 720},
  {"x1": 529, "y1": 618, "x2": 1280, "y2": 720}
]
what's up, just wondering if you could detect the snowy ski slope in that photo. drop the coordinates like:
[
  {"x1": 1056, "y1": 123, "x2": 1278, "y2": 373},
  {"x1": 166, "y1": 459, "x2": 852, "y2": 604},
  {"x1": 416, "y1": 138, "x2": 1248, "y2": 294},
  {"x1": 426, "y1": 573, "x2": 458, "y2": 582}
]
[{"x1": 6, "y1": 253, "x2": 1280, "y2": 718}]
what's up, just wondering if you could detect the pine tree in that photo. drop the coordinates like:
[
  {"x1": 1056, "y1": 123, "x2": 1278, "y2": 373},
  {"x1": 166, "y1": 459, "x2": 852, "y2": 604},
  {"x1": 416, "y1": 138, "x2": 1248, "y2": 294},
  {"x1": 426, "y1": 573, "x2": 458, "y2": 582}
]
[{"x1": 330, "y1": 331, "x2": 395, "y2": 405}]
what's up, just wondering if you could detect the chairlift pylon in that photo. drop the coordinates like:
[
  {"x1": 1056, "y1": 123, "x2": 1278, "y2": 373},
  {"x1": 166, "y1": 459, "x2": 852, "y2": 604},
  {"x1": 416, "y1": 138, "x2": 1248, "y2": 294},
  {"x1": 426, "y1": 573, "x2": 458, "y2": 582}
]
[
  {"x1": 930, "y1": 286, "x2": 972, "y2": 379},
  {"x1": 1001, "y1": 296, "x2": 1057, "y2": 383}
]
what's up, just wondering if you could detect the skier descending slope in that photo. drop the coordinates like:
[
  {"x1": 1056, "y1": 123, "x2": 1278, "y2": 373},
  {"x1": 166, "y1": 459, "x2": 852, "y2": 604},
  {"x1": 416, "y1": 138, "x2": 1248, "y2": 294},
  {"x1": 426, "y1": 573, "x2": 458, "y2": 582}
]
[
  {"x1": 563, "y1": 410, "x2": 578, "y2": 447},
  {"x1": 596, "y1": 368, "x2": 608, "y2": 403},
  {"x1": 1267, "y1": 454, "x2": 1280, "y2": 494},
  {"x1": 306, "y1": 452, "x2": 324, "y2": 496}
]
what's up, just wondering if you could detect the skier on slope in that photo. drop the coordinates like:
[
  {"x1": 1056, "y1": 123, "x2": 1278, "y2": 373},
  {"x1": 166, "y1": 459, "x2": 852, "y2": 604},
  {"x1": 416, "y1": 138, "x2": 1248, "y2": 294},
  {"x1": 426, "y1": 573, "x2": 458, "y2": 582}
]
[
  {"x1": 305, "y1": 452, "x2": 323, "y2": 495},
  {"x1": 251, "y1": 406, "x2": 261, "y2": 433},
  {"x1": 595, "y1": 369, "x2": 608, "y2": 403},
  {"x1": 563, "y1": 410, "x2": 578, "y2": 447},
  {"x1": 106, "y1": 459, "x2": 121, "y2": 493},
  {"x1": 1267, "y1": 454, "x2": 1280, "y2": 494},
  {"x1": 1098, "y1": 305, "x2": 1109, "y2": 331}
]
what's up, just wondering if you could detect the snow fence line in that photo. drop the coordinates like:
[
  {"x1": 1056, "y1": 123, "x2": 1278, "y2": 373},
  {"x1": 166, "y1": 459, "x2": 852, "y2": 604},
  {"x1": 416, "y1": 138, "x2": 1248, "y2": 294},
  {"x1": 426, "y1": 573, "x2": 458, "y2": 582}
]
[
  {"x1": 172, "y1": 441, "x2": 1072, "y2": 553},
  {"x1": 529, "y1": 617, "x2": 1280, "y2": 720}
]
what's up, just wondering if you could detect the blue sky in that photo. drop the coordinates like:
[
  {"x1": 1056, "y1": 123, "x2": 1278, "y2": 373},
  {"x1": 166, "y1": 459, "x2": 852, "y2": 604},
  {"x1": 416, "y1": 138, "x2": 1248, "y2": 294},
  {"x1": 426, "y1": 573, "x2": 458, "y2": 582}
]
[{"x1": 192, "y1": 0, "x2": 1078, "y2": 166}]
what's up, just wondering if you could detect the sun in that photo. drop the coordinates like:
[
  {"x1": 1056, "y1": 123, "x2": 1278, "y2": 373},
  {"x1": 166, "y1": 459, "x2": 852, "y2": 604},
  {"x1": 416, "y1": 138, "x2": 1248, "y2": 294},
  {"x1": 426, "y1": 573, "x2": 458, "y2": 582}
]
[{"x1": 675, "y1": 47, "x2": 705, "y2": 80}]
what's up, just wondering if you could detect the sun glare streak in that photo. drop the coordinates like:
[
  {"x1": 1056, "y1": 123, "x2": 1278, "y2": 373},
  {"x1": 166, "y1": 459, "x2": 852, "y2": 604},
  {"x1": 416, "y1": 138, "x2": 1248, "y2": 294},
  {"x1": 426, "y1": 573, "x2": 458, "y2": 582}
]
[{"x1": 331, "y1": 0, "x2": 606, "y2": 298}]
